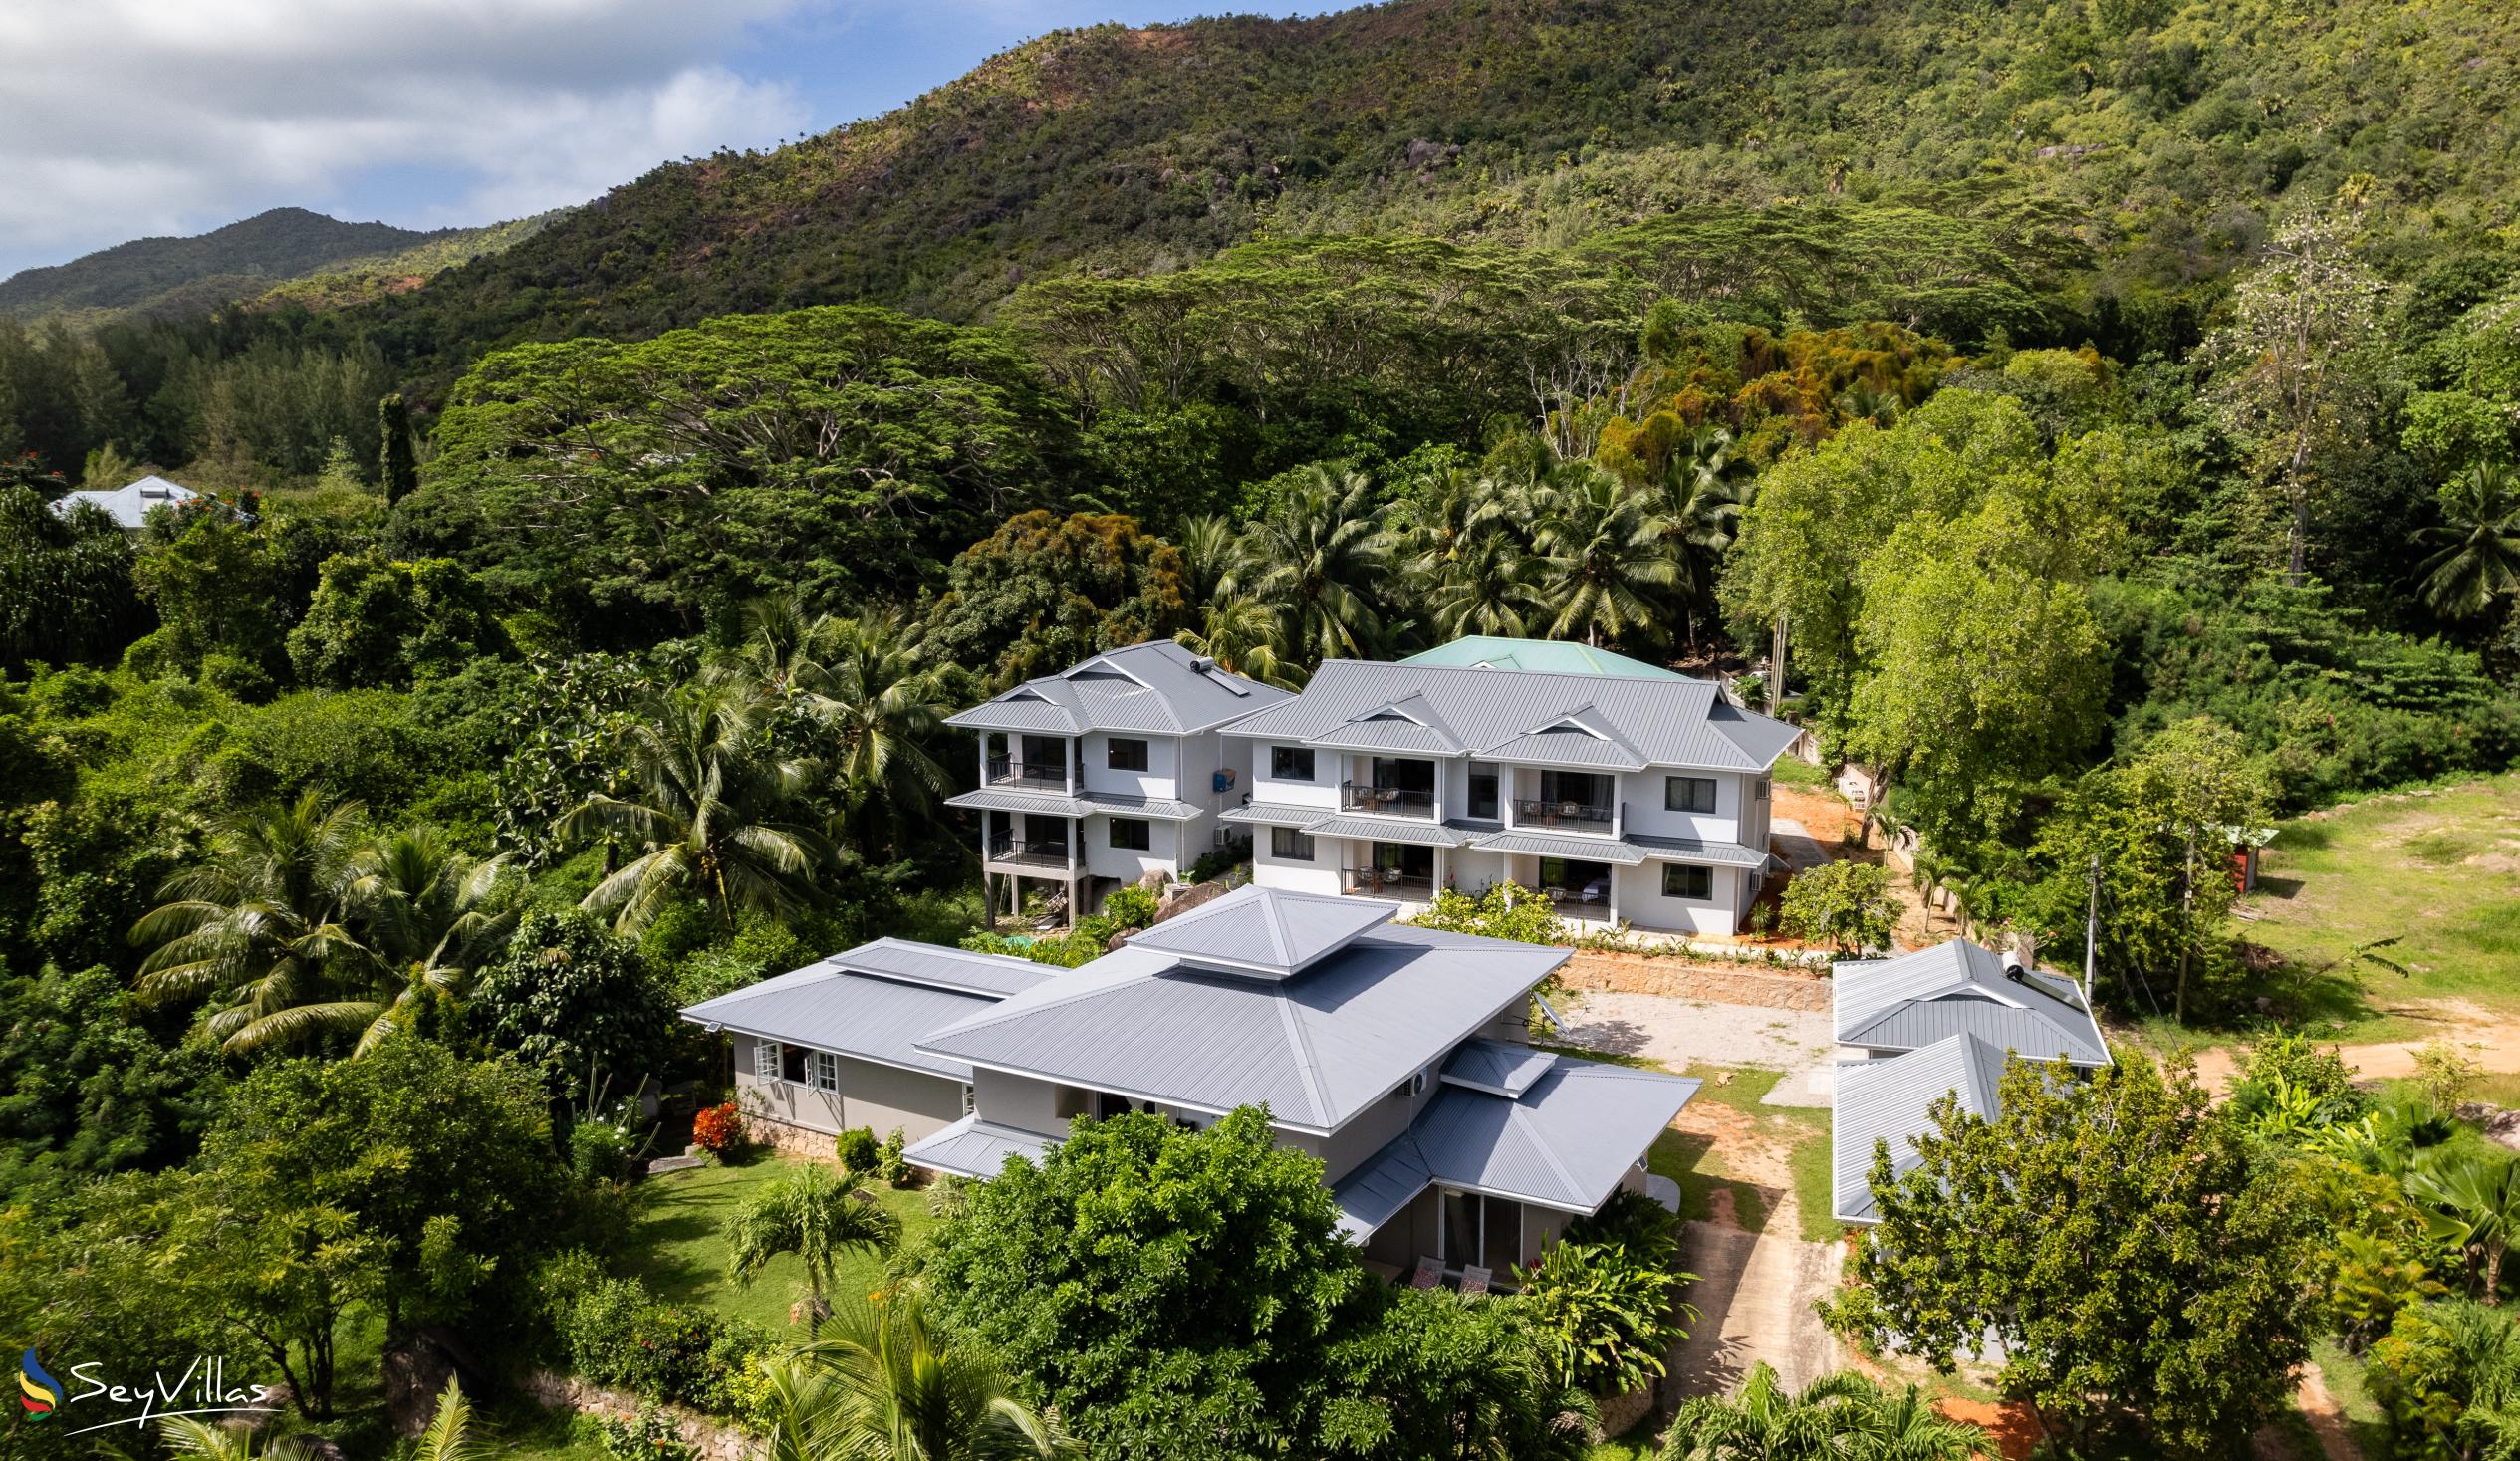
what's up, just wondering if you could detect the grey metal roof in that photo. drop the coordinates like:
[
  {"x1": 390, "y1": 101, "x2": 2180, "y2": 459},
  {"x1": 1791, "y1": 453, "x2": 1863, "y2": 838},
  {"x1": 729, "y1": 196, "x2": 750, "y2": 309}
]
[
  {"x1": 920, "y1": 902, "x2": 1569, "y2": 1133},
  {"x1": 1442, "y1": 1038, "x2": 1557, "y2": 1097},
  {"x1": 902, "y1": 1116, "x2": 1062, "y2": 1179},
  {"x1": 1627, "y1": 834, "x2": 1775, "y2": 870},
  {"x1": 1118, "y1": 884, "x2": 1395, "y2": 979},
  {"x1": 1470, "y1": 829, "x2": 1648, "y2": 865},
  {"x1": 1399, "y1": 636, "x2": 1685, "y2": 681},
  {"x1": 947, "y1": 640, "x2": 1290, "y2": 735},
  {"x1": 681, "y1": 969, "x2": 1005, "y2": 1080},
  {"x1": 826, "y1": 938, "x2": 1054, "y2": 998},
  {"x1": 1333, "y1": 1055, "x2": 1699, "y2": 1236},
  {"x1": 1223, "y1": 659, "x2": 1800, "y2": 772},
  {"x1": 943, "y1": 787, "x2": 1202, "y2": 820},
  {"x1": 1299, "y1": 815, "x2": 1478, "y2": 849},
  {"x1": 1832, "y1": 1035, "x2": 2008, "y2": 1224},
  {"x1": 1832, "y1": 939, "x2": 2109, "y2": 1067},
  {"x1": 1220, "y1": 802, "x2": 1324, "y2": 827},
  {"x1": 52, "y1": 474, "x2": 198, "y2": 530}
]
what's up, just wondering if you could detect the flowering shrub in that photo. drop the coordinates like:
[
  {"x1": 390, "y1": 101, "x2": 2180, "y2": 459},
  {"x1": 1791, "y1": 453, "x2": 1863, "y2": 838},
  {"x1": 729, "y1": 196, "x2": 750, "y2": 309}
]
[{"x1": 691, "y1": 1100, "x2": 745, "y2": 1156}]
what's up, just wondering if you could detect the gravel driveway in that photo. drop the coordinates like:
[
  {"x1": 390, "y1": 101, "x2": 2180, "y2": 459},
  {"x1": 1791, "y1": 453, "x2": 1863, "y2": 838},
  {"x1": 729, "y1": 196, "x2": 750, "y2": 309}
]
[{"x1": 1557, "y1": 989, "x2": 1834, "y2": 1074}]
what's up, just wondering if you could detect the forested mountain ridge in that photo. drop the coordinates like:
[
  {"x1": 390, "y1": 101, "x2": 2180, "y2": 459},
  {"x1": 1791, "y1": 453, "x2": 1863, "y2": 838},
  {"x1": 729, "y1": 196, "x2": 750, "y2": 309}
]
[
  {"x1": 0, "y1": 208, "x2": 506, "y2": 320},
  {"x1": 348, "y1": 0, "x2": 2520, "y2": 370}
]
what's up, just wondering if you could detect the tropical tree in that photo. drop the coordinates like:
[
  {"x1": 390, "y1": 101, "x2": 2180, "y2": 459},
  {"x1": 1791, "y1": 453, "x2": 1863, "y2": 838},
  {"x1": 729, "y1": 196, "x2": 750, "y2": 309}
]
[
  {"x1": 1651, "y1": 426, "x2": 1751, "y2": 650},
  {"x1": 159, "y1": 1416, "x2": 320, "y2": 1461},
  {"x1": 343, "y1": 827, "x2": 519, "y2": 1052},
  {"x1": 1529, "y1": 467, "x2": 1677, "y2": 648},
  {"x1": 726, "y1": 1161, "x2": 902, "y2": 1335},
  {"x1": 1658, "y1": 1363, "x2": 1993, "y2": 1461},
  {"x1": 411, "y1": 1379, "x2": 491, "y2": 1461},
  {"x1": 2409, "y1": 1152, "x2": 2520, "y2": 1305},
  {"x1": 131, "y1": 792, "x2": 380, "y2": 1054},
  {"x1": 1398, "y1": 468, "x2": 1516, "y2": 583},
  {"x1": 2418, "y1": 461, "x2": 2520, "y2": 619},
  {"x1": 734, "y1": 596, "x2": 955, "y2": 855},
  {"x1": 1424, "y1": 529, "x2": 1547, "y2": 639},
  {"x1": 1178, "y1": 593, "x2": 1296, "y2": 688},
  {"x1": 1243, "y1": 466, "x2": 1396, "y2": 665},
  {"x1": 563, "y1": 681, "x2": 833, "y2": 933},
  {"x1": 759, "y1": 1292, "x2": 1076, "y2": 1460}
]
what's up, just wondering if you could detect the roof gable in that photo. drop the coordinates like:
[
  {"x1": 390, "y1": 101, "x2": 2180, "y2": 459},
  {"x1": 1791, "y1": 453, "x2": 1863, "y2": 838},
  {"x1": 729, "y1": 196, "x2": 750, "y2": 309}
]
[
  {"x1": 947, "y1": 640, "x2": 1290, "y2": 735},
  {"x1": 1833, "y1": 939, "x2": 2109, "y2": 1067}
]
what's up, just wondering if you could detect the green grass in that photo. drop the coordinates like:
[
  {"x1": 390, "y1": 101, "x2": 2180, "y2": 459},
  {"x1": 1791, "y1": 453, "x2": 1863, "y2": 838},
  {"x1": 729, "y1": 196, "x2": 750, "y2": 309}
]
[
  {"x1": 1630, "y1": 1063, "x2": 1840, "y2": 1245},
  {"x1": 1771, "y1": 758, "x2": 1834, "y2": 789},
  {"x1": 2309, "y1": 1338, "x2": 2390, "y2": 1460},
  {"x1": 618, "y1": 1153, "x2": 936, "y2": 1334},
  {"x1": 1583, "y1": 1413, "x2": 1666, "y2": 1459},
  {"x1": 2235, "y1": 773, "x2": 2520, "y2": 1040}
]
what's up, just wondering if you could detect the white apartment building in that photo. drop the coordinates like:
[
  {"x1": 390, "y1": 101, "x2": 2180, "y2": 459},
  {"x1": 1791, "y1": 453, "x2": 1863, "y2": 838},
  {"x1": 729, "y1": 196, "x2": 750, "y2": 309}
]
[
  {"x1": 943, "y1": 640, "x2": 1291, "y2": 918},
  {"x1": 1215, "y1": 651, "x2": 1799, "y2": 937}
]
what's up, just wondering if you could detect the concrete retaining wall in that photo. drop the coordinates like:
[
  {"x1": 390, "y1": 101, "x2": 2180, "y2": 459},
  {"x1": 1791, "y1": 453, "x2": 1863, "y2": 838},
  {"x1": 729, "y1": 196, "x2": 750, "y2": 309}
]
[{"x1": 1560, "y1": 951, "x2": 1832, "y2": 1012}]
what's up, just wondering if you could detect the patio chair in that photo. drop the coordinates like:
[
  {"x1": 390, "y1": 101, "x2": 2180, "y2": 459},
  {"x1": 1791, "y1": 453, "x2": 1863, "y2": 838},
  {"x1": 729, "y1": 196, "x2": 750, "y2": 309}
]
[
  {"x1": 1409, "y1": 1256, "x2": 1444, "y2": 1290},
  {"x1": 1458, "y1": 1265, "x2": 1492, "y2": 1295}
]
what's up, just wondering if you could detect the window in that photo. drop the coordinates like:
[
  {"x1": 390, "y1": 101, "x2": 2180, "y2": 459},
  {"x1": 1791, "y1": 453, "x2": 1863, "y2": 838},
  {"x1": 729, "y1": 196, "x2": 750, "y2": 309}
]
[
  {"x1": 1271, "y1": 745, "x2": 1316, "y2": 782},
  {"x1": 1664, "y1": 775, "x2": 1718, "y2": 814},
  {"x1": 1662, "y1": 864, "x2": 1713, "y2": 900},
  {"x1": 754, "y1": 1039, "x2": 781, "y2": 1083},
  {"x1": 812, "y1": 1051, "x2": 841, "y2": 1092},
  {"x1": 1109, "y1": 817, "x2": 1151, "y2": 851},
  {"x1": 1271, "y1": 827, "x2": 1315, "y2": 861},
  {"x1": 962, "y1": 1084, "x2": 977, "y2": 1115},
  {"x1": 1467, "y1": 763, "x2": 1499, "y2": 821},
  {"x1": 781, "y1": 1042, "x2": 809, "y2": 1083},
  {"x1": 1754, "y1": 776, "x2": 1770, "y2": 803},
  {"x1": 1106, "y1": 737, "x2": 1148, "y2": 772}
]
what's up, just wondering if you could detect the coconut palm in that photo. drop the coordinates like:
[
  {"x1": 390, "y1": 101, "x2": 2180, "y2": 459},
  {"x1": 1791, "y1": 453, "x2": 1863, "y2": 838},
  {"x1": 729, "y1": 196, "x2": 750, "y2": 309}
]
[
  {"x1": 131, "y1": 791, "x2": 382, "y2": 1054},
  {"x1": 1175, "y1": 513, "x2": 1256, "y2": 603},
  {"x1": 2418, "y1": 461, "x2": 2520, "y2": 619},
  {"x1": 1530, "y1": 466, "x2": 1679, "y2": 649},
  {"x1": 1179, "y1": 593, "x2": 1297, "y2": 688},
  {"x1": 749, "y1": 603, "x2": 956, "y2": 856},
  {"x1": 2410, "y1": 1151, "x2": 2520, "y2": 1303},
  {"x1": 1399, "y1": 468, "x2": 1518, "y2": 582},
  {"x1": 158, "y1": 1417, "x2": 318, "y2": 1461},
  {"x1": 1658, "y1": 1363, "x2": 1992, "y2": 1461},
  {"x1": 1425, "y1": 528, "x2": 1548, "y2": 639},
  {"x1": 343, "y1": 827, "x2": 519, "y2": 1054},
  {"x1": 1654, "y1": 426, "x2": 1753, "y2": 651},
  {"x1": 1243, "y1": 466, "x2": 1396, "y2": 666},
  {"x1": 565, "y1": 681, "x2": 834, "y2": 933},
  {"x1": 761, "y1": 1292, "x2": 1075, "y2": 1460},
  {"x1": 727, "y1": 1162, "x2": 903, "y2": 1336},
  {"x1": 1833, "y1": 1378, "x2": 1997, "y2": 1460},
  {"x1": 411, "y1": 1379, "x2": 492, "y2": 1461}
]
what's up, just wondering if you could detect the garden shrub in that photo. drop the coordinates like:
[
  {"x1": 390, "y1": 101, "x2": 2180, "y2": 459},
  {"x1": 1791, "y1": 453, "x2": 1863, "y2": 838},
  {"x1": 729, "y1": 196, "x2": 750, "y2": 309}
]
[
  {"x1": 533, "y1": 1251, "x2": 777, "y2": 1418},
  {"x1": 1515, "y1": 1239, "x2": 1694, "y2": 1395},
  {"x1": 1408, "y1": 882, "x2": 1567, "y2": 944},
  {"x1": 1104, "y1": 882, "x2": 1159, "y2": 928},
  {"x1": 569, "y1": 1119, "x2": 634, "y2": 1183},
  {"x1": 835, "y1": 1126, "x2": 881, "y2": 1176},
  {"x1": 690, "y1": 1101, "x2": 744, "y2": 1156},
  {"x1": 880, "y1": 1126, "x2": 909, "y2": 1186}
]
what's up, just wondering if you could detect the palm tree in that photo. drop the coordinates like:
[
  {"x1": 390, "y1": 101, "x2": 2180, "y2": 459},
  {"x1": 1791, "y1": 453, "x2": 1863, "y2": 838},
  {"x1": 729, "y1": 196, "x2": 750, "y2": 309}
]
[
  {"x1": 1179, "y1": 593, "x2": 1297, "y2": 688},
  {"x1": 2418, "y1": 461, "x2": 2520, "y2": 619},
  {"x1": 2410, "y1": 1151, "x2": 2520, "y2": 1303},
  {"x1": 1243, "y1": 466, "x2": 1396, "y2": 666},
  {"x1": 1658, "y1": 1364, "x2": 1992, "y2": 1461},
  {"x1": 727, "y1": 1162, "x2": 902, "y2": 1335},
  {"x1": 565, "y1": 681, "x2": 834, "y2": 934},
  {"x1": 1425, "y1": 529, "x2": 1548, "y2": 640},
  {"x1": 411, "y1": 1379, "x2": 492, "y2": 1461},
  {"x1": 1399, "y1": 468, "x2": 1517, "y2": 583},
  {"x1": 158, "y1": 1416, "x2": 318, "y2": 1461},
  {"x1": 760, "y1": 1292, "x2": 1076, "y2": 1460},
  {"x1": 733, "y1": 600, "x2": 955, "y2": 856},
  {"x1": 1530, "y1": 466, "x2": 1678, "y2": 649},
  {"x1": 343, "y1": 827, "x2": 519, "y2": 1054},
  {"x1": 131, "y1": 791, "x2": 382, "y2": 1054},
  {"x1": 1175, "y1": 513, "x2": 1256, "y2": 603},
  {"x1": 1653, "y1": 426, "x2": 1752, "y2": 652}
]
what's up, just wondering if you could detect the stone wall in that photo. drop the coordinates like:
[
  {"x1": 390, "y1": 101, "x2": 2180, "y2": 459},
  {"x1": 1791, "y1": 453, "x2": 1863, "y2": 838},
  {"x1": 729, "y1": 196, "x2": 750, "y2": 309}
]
[
  {"x1": 745, "y1": 1113, "x2": 838, "y2": 1160},
  {"x1": 1597, "y1": 1383, "x2": 1655, "y2": 1437},
  {"x1": 519, "y1": 1370, "x2": 758, "y2": 1461},
  {"x1": 1560, "y1": 950, "x2": 1832, "y2": 1012}
]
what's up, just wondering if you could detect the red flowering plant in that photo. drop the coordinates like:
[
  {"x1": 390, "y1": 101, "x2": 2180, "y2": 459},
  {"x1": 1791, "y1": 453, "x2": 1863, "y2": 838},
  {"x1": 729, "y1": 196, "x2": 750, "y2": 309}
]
[{"x1": 691, "y1": 1100, "x2": 746, "y2": 1156}]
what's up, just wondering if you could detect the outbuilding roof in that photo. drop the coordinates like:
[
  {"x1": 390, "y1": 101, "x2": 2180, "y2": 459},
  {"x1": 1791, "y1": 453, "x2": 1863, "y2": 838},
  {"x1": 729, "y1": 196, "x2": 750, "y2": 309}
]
[
  {"x1": 1832, "y1": 939, "x2": 2109, "y2": 1067},
  {"x1": 918, "y1": 890, "x2": 1567, "y2": 1133},
  {"x1": 946, "y1": 640, "x2": 1289, "y2": 736},
  {"x1": 1832, "y1": 1034, "x2": 2010, "y2": 1224},
  {"x1": 679, "y1": 939, "x2": 1053, "y2": 1080},
  {"x1": 1398, "y1": 636, "x2": 1685, "y2": 681},
  {"x1": 1333, "y1": 1055, "x2": 1700, "y2": 1237},
  {"x1": 52, "y1": 474, "x2": 198, "y2": 530},
  {"x1": 1223, "y1": 659, "x2": 1799, "y2": 772},
  {"x1": 901, "y1": 1116, "x2": 1063, "y2": 1179}
]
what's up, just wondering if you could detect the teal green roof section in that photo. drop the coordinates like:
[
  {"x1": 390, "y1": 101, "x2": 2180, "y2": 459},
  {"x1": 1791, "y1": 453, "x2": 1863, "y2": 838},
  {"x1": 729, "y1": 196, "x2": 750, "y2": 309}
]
[{"x1": 1398, "y1": 635, "x2": 1683, "y2": 681}]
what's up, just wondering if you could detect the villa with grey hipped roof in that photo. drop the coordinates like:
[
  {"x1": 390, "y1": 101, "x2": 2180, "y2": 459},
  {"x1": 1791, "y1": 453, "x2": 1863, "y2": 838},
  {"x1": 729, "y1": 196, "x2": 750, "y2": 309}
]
[
  {"x1": 50, "y1": 473, "x2": 199, "y2": 533},
  {"x1": 1830, "y1": 938, "x2": 2112, "y2": 1224},
  {"x1": 683, "y1": 885, "x2": 1698, "y2": 1284},
  {"x1": 943, "y1": 640, "x2": 1291, "y2": 922},
  {"x1": 1220, "y1": 652, "x2": 1800, "y2": 937}
]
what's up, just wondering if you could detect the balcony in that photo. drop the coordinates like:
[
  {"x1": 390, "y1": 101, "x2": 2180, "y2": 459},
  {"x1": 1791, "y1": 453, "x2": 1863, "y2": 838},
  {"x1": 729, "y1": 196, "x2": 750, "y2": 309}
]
[
  {"x1": 1344, "y1": 869, "x2": 1434, "y2": 900},
  {"x1": 1512, "y1": 798, "x2": 1616, "y2": 835},
  {"x1": 985, "y1": 836, "x2": 1073, "y2": 870},
  {"x1": 1341, "y1": 781, "x2": 1436, "y2": 820},
  {"x1": 986, "y1": 755, "x2": 1069, "y2": 790}
]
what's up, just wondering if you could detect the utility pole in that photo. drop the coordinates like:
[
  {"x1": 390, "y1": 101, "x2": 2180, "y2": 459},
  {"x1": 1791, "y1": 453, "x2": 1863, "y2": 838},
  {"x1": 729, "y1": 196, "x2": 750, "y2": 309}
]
[{"x1": 2084, "y1": 853, "x2": 2101, "y2": 1008}]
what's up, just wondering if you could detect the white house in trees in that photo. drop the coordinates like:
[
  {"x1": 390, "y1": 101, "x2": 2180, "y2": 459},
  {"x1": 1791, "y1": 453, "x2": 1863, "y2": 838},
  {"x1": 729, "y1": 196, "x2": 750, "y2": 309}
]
[
  {"x1": 1216, "y1": 651, "x2": 1801, "y2": 937},
  {"x1": 942, "y1": 640, "x2": 1291, "y2": 919}
]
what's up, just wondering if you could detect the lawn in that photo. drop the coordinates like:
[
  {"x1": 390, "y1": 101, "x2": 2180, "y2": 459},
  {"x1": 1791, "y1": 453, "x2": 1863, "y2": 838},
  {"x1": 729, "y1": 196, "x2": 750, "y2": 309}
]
[
  {"x1": 1639, "y1": 1062, "x2": 1840, "y2": 1246},
  {"x1": 2235, "y1": 772, "x2": 2520, "y2": 1040},
  {"x1": 618, "y1": 1152, "x2": 936, "y2": 1334}
]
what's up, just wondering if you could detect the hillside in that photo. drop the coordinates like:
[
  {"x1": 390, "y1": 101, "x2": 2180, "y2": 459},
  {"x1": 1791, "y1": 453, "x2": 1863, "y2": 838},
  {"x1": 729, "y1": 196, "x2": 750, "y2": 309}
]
[
  {"x1": 348, "y1": 0, "x2": 2520, "y2": 373},
  {"x1": 0, "y1": 207, "x2": 543, "y2": 321}
]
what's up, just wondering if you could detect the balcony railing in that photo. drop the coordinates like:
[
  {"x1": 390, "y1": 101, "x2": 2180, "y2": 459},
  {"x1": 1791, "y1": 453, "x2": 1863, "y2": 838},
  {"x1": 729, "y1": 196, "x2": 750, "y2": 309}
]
[
  {"x1": 1345, "y1": 869, "x2": 1434, "y2": 899},
  {"x1": 986, "y1": 756, "x2": 1069, "y2": 789},
  {"x1": 1512, "y1": 797, "x2": 1617, "y2": 834},
  {"x1": 985, "y1": 836, "x2": 1073, "y2": 868},
  {"x1": 1341, "y1": 781, "x2": 1436, "y2": 819}
]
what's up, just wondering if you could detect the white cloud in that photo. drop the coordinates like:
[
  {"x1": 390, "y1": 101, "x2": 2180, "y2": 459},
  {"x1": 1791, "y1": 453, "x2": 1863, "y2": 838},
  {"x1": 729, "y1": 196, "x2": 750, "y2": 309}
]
[{"x1": 0, "y1": 0, "x2": 817, "y2": 274}]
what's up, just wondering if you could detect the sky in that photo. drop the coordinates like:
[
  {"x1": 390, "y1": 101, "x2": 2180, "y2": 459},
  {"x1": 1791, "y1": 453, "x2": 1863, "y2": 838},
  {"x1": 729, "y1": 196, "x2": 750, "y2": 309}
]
[{"x1": 0, "y1": 0, "x2": 1317, "y2": 281}]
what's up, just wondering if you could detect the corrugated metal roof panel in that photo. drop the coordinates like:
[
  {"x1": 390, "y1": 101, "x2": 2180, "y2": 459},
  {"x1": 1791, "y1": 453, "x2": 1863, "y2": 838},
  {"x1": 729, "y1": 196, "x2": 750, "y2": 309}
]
[
  {"x1": 1221, "y1": 659, "x2": 1797, "y2": 772},
  {"x1": 1842, "y1": 1001, "x2": 2106, "y2": 1068},
  {"x1": 1400, "y1": 636, "x2": 1684, "y2": 681},
  {"x1": 946, "y1": 787, "x2": 1091, "y2": 816},
  {"x1": 1220, "y1": 801, "x2": 1322, "y2": 826},
  {"x1": 829, "y1": 938, "x2": 1053, "y2": 998},
  {"x1": 946, "y1": 640, "x2": 1291, "y2": 736},
  {"x1": 1470, "y1": 830, "x2": 1648, "y2": 865},
  {"x1": 1479, "y1": 726, "x2": 1648, "y2": 770},
  {"x1": 680, "y1": 969, "x2": 1001, "y2": 1080},
  {"x1": 1832, "y1": 939, "x2": 2108, "y2": 1066},
  {"x1": 946, "y1": 695, "x2": 1082, "y2": 734},
  {"x1": 1832, "y1": 1035, "x2": 2008, "y2": 1224},
  {"x1": 1441, "y1": 1038, "x2": 1557, "y2": 1097},
  {"x1": 1123, "y1": 885, "x2": 1393, "y2": 978},
  {"x1": 1331, "y1": 1132, "x2": 1433, "y2": 1240},
  {"x1": 1627, "y1": 834, "x2": 1774, "y2": 870},
  {"x1": 902, "y1": 1116, "x2": 1062, "y2": 1179},
  {"x1": 1414, "y1": 1057, "x2": 1699, "y2": 1212},
  {"x1": 1300, "y1": 815, "x2": 1477, "y2": 849}
]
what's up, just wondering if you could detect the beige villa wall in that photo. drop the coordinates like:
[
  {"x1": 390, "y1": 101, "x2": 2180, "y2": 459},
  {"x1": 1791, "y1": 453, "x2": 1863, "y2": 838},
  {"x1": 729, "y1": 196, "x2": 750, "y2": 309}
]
[{"x1": 732, "y1": 1035, "x2": 966, "y2": 1144}]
